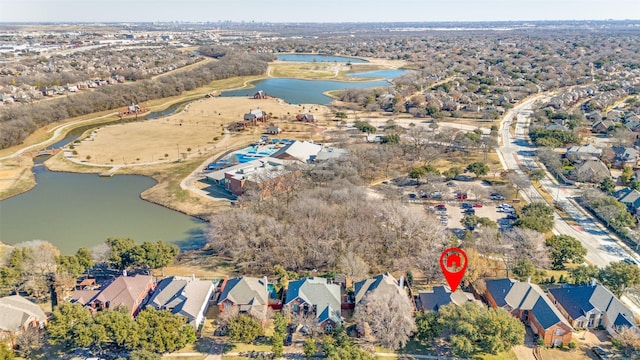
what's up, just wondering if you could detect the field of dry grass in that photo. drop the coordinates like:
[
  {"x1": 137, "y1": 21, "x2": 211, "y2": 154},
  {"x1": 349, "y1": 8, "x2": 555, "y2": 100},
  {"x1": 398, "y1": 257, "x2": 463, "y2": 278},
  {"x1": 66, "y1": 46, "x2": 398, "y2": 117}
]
[{"x1": 70, "y1": 97, "x2": 329, "y2": 166}]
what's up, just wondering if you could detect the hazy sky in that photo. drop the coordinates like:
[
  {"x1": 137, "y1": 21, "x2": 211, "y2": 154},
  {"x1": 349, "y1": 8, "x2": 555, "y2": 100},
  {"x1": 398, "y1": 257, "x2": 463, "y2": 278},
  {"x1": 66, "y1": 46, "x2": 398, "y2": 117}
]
[{"x1": 0, "y1": 0, "x2": 638, "y2": 23}]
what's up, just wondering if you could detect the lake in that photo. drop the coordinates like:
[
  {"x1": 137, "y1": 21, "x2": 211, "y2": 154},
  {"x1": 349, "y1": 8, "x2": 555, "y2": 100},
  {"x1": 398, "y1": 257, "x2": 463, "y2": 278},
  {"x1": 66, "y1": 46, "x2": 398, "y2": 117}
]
[
  {"x1": 276, "y1": 54, "x2": 368, "y2": 63},
  {"x1": 220, "y1": 78, "x2": 392, "y2": 105},
  {"x1": 0, "y1": 165, "x2": 207, "y2": 254},
  {"x1": 347, "y1": 69, "x2": 408, "y2": 79}
]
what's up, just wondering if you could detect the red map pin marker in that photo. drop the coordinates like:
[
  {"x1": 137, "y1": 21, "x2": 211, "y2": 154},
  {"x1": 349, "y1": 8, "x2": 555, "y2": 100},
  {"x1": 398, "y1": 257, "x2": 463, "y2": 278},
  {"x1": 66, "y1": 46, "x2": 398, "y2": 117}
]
[{"x1": 439, "y1": 247, "x2": 468, "y2": 292}]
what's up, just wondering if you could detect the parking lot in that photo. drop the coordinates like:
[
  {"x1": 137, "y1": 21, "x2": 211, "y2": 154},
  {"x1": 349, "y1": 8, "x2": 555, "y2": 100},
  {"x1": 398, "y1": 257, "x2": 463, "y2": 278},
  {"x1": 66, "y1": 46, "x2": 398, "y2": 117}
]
[{"x1": 382, "y1": 177, "x2": 519, "y2": 233}]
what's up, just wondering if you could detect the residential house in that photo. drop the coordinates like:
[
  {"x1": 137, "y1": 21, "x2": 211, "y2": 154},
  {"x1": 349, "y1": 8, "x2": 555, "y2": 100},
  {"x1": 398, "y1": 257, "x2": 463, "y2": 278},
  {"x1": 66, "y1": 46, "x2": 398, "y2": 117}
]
[
  {"x1": 147, "y1": 276, "x2": 215, "y2": 329},
  {"x1": 243, "y1": 108, "x2": 266, "y2": 124},
  {"x1": 591, "y1": 120, "x2": 616, "y2": 133},
  {"x1": 76, "y1": 274, "x2": 156, "y2": 316},
  {"x1": 574, "y1": 159, "x2": 611, "y2": 183},
  {"x1": 285, "y1": 277, "x2": 342, "y2": 332},
  {"x1": 566, "y1": 144, "x2": 602, "y2": 161},
  {"x1": 614, "y1": 187, "x2": 640, "y2": 217},
  {"x1": 296, "y1": 113, "x2": 316, "y2": 122},
  {"x1": 0, "y1": 295, "x2": 47, "y2": 345},
  {"x1": 586, "y1": 111, "x2": 603, "y2": 123},
  {"x1": 612, "y1": 146, "x2": 639, "y2": 168},
  {"x1": 217, "y1": 277, "x2": 269, "y2": 322},
  {"x1": 548, "y1": 283, "x2": 637, "y2": 336},
  {"x1": 415, "y1": 286, "x2": 479, "y2": 312},
  {"x1": 353, "y1": 273, "x2": 405, "y2": 306},
  {"x1": 272, "y1": 140, "x2": 322, "y2": 163},
  {"x1": 267, "y1": 125, "x2": 282, "y2": 135},
  {"x1": 483, "y1": 278, "x2": 573, "y2": 346},
  {"x1": 545, "y1": 122, "x2": 567, "y2": 131}
]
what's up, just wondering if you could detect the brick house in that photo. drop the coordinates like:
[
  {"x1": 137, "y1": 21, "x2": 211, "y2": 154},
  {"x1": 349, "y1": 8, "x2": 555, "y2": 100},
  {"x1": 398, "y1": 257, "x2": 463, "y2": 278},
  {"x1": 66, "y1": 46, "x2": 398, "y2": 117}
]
[{"x1": 483, "y1": 278, "x2": 573, "y2": 347}]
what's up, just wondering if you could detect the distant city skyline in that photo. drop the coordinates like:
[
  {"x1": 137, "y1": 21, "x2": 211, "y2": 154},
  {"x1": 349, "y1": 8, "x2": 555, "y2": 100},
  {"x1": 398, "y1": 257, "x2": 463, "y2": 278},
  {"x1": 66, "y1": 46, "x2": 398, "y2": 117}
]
[{"x1": 0, "y1": 0, "x2": 638, "y2": 23}]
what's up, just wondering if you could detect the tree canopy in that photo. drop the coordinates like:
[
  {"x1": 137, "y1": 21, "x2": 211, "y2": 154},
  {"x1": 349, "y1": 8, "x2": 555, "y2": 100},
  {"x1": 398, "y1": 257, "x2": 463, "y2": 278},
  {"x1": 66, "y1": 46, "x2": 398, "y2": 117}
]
[
  {"x1": 598, "y1": 261, "x2": 640, "y2": 297},
  {"x1": 545, "y1": 235, "x2": 587, "y2": 270},
  {"x1": 515, "y1": 202, "x2": 554, "y2": 233}
]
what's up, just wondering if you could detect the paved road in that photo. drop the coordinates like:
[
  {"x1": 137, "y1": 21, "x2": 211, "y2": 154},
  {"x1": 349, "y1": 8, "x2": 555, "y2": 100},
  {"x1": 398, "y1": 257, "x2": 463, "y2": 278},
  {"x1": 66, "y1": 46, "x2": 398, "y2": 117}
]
[{"x1": 497, "y1": 95, "x2": 633, "y2": 267}]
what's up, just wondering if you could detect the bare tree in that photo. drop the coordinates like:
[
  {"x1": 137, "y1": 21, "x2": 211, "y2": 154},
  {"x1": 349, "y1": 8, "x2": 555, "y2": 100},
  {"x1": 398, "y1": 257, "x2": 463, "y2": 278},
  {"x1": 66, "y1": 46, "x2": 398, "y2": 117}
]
[
  {"x1": 15, "y1": 327, "x2": 43, "y2": 359},
  {"x1": 615, "y1": 326, "x2": 640, "y2": 357},
  {"x1": 90, "y1": 243, "x2": 112, "y2": 264},
  {"x1": 338, "y1": 252, "x2": 370, "y2": 282},
  {"x1": 353, "y1": 290, "x2": 416, "y2": 350},
  {"x1": 16, "y1": 240, "x2": 59, "y2": 299},
  {"x1": 502, "y1": 228, "x2": 550, "y2": 269}
]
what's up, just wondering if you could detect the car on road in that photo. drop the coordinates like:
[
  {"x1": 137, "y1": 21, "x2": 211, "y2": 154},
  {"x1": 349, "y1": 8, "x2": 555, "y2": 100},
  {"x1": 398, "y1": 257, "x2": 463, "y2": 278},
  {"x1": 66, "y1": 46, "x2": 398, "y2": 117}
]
[
  {"x1": 623, "y1": 257, "x2": 638, "y2": 265},
  {"x1": 591, "y1": 346, "x2": 609, "y2": 360}
]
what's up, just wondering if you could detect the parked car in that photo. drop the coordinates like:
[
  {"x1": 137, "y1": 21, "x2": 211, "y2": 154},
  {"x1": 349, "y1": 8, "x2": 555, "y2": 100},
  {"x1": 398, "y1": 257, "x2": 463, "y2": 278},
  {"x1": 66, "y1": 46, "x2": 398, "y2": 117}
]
[
  {"x1": 409, "y1": 193, "x2": 417, "y2": 199},
  {"x1": 591, "y1": 346, "x2": 609, "y2": 360},
  {"x1": 284, "y1": 334, "x2": 293, "y2": 346},
  {"x1": 456, "y1": 193, "x2": 468, "y2": 200},
  {"x1": 435, "y1": 204, "x2": 446, "y2": 211},
  {"x1": 623, "y1": 257, "x2": 638, "y2": 265},
  {"x1": 472, "y1": 203, "x2": 483, "y2": 208},
  {"x1": 490, "y1": 194, "x2": 506, "y2": 200},
  {"x1": 447, "y1": 181, "x2": 456, "y2": 187},
  {"x1": 463, "y1": 208, "x2": 476, "y2": 214},
  {"x1": 506, "y1": 213, "x2": 518, "y2": 220},
  {"x1": 461, "y1": 203, "x2": 473, "y2": 209},
  {"x1": 431, "y1": 191, "x2": 442, "y2": 199}
]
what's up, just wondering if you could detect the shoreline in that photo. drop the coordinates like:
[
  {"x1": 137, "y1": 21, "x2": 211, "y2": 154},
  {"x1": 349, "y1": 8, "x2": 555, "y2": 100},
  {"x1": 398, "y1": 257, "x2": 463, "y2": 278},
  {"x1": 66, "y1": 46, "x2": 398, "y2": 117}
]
[{"x1": 0, "y1": 58, "x2": 400, "y2": 213}]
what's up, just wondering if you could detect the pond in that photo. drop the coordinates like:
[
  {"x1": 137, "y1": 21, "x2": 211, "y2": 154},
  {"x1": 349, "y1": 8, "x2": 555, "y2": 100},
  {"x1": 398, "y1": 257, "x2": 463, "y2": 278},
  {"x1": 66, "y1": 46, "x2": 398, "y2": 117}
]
[
  {"x1": 347, "y1": 69, "x2": 408, "y2": 79},
  {"x1": 220, "y1": 78, "x2": 392, "y2": 105},
  {"x1": 0, "y1": 166, "x2": 207, "y2": 254},
  {"x1": 276, "y1": 53, "x2": 368, "y2": 63}
]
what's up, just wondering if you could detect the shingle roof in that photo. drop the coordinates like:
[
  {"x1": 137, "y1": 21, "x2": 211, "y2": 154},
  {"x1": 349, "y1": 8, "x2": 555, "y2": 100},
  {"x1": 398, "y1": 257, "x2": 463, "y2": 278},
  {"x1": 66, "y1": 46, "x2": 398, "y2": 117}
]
[
  {"x1": 353, "y1": 273, "x2": 402, "y2": 305},
  {"x1": 92, "y1": 274, "x2": 154, "y2": 313},
  {"x1": 485, "y1": 278, "x2": 571, "y2": 331},
  {"x1": 148, "y1": 276, "x2": 214, "y2": 327},
  {"x1": 285, "y1": 277, "x2": 341, "y2": 324},
  {"x1": 484, "y1": 278, "x2": 515, "y2": 307},
  {"x1": 549, "y1": 284, "x2": 637, "y2": 330},
  {"x1": 548, "y1": 286, "x2": 596, "y2": 319},
  {"x1": 417, "y1": 286, "x2": 476, "y2": 311},
  {"x1": 0, "y1": 295, "x2": 47, "y2": 332},
  {"x1": 217, "y1": 277, "x2": 268, "y2": 307}
]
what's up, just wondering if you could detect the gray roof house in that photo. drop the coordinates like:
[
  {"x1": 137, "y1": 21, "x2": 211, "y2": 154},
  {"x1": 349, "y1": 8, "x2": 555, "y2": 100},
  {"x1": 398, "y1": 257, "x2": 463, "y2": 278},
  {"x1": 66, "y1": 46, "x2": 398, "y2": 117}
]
[
  {"x1": 147, "y1": 276, "x2": 215, "y2": 329},
  {"x1": 614, "y1": 187, "x2": 640, "y2": 216},
  {"x1": 217, "y1": 277, "x2": 269, "y2": 322},
  {"x1": 353, "y1": 273, "x2": 404, "y2": 305},
  {"x1": 548, "y1": 283, "x2": 638, "y2": 336},
  {"x1": 416, "y1": 285, "x2": 479, "y2": 312},
  {"x1": 0, "y1": 295, "x2": 47, "y2": 342},
  {"x1": 285, "y1": 277, "x2": 342, "y2": 331},
  {"x1": 612, "y1": 146, "x2": 639, "y2": 168},
  {"x1": 566, "y1": 144, "x2": 602, "y2": 161},
  {"x1": 574, "y1": 159, "x2": 611, "y2": 183},
  {"x1": 483, "y1": 278, "x2": 573, "y2": 347}
]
